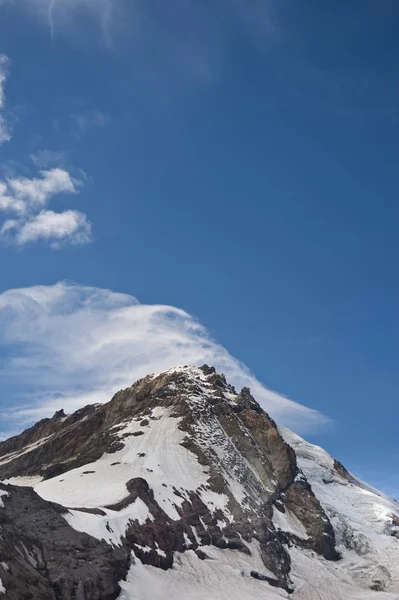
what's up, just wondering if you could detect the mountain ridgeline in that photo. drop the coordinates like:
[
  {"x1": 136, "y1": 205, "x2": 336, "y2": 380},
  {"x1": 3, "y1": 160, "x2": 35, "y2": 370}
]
[{"x1": 0, "y1": 366, "x2": 398, "y2": 599}]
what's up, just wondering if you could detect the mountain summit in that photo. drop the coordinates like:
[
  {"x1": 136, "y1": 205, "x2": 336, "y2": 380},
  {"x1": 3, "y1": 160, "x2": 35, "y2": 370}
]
[{"x1": 0, "y1": 366, "x2": 398, "y2": 599}]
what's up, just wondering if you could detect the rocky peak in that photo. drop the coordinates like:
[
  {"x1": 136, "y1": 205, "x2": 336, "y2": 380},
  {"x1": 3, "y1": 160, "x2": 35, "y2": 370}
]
[
  {"x1": 0, "y1": 365, "x2": 339, "y2": 596},
  {"x1": 2, "y1": 366, "x2": 397, "y2": 599},
  {"x1": 53, "y1": 409, "x2": 66, "y2": 419}
]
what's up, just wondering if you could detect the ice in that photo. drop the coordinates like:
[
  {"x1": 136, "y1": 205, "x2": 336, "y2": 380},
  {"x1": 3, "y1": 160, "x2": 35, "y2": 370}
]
[
  {"x1": 119, "y1": 545, "x2": 287, "y2": 600},
  {"x1": 280, "y1": 426, "x2": 399, "y2": 596}
]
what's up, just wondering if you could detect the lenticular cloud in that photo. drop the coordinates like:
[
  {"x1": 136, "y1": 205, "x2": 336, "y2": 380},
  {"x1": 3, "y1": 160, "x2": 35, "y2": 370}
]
[{"x1": 0, "y1": 281, "x2": 330, "y2": 436}]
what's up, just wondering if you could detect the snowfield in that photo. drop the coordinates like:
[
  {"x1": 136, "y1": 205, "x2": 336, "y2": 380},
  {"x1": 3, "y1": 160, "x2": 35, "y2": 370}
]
[
  {"x1": 35, "y1": 405, "x2": 230, "y2": 522},
  {"x1": 119, "y1": 547, "x2": 287, "y2": 600}
]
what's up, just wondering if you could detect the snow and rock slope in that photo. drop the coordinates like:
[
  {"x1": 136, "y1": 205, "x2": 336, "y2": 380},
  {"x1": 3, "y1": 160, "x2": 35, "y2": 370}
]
[{"x1": 1, "y1": 365, "x2": 399, "y2": 599}]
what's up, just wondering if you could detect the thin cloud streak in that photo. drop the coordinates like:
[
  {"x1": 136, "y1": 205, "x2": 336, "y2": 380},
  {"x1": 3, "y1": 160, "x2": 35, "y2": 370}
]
[
  {"x1": 48, "y1": 0, "x2": 56, "y2": 39},
  {"x1": 0, "y1": 282, "x2": 331, "y2": 437},
  {"x1": 30, "y1": 150, "x2": 69, "y2": 168},
  {"x1": 0, "y1": 54, "x2": 11, "y2": 144},
  {"x1": 19, "y1": 0, "x2": 117, "y2": 43},
  {"x1": 71, "y1": 110, "x2": 110, "y2": 139},
  {"x1": 8, "y1": 1, "x2": 282, "y2": 83}
]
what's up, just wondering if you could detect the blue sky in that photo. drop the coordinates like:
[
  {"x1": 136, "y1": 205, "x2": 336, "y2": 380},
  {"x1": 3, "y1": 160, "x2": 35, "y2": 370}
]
[{"x1": 0, "y1": 1, "x2": 398, "y2": 496}]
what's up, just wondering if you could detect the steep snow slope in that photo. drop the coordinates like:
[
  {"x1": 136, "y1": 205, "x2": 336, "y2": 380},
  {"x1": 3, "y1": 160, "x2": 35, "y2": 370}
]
[
  {"x1": 1, "y1": 365, "x2": 399, "y2": 600},
  {"x1": 36, "y1": 405, "x2": 213, "y2": 517},
  {"x1": 281, "y1": 427, "x2": 399, "y2": 595}
]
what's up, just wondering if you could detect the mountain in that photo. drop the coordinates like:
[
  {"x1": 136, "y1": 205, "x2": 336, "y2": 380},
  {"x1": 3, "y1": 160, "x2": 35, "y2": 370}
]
[{"x1": 0, "y1": 365, "x2": 398, "y2": 599}]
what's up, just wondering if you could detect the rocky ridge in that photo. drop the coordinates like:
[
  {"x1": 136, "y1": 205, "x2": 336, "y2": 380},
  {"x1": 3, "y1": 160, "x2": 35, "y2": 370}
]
[{"x1": 1, "y1": 365, "x2": 399, "y2": 599}]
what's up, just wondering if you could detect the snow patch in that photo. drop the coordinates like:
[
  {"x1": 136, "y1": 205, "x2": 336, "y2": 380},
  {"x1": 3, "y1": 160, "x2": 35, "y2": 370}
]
[
  {"x1": 0, "y1": 490, "x2": 9, "y2": 508},
  {"x1": 0, "y1": 435, "x2": 53, "y2": 467},
  {"x1": 273, "y1": 507, "x2": 309, "y2": 540},
  {"x1": 65, "y1": 497, "x2": 153, "y2": 546},
  {"x1": 2, "y1": 475, "x2": 43, "y2": 487}
]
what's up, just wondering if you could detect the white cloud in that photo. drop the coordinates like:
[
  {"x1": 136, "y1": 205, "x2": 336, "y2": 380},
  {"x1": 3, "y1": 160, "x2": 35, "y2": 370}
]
[
  {"x1": 0, "y1": 54, "x2": 11, "y2": 144},
  {"x1": 0, "y1": 282, "x2": 330, "y2": 437},
  {"x1": 0, "y1": 181, "x2": 23, "y2": 213},
  {"x1": 1, "y1": 209, "x2": 91, "y2": 247},
  {"x1": 6, "y1": 168, "x2": 77, "y2": 211},
  {"x1": 0, "y1": 168, "x2": 91, "y2": 247},
  {"x1": 0, "y1": 53, "x2": 91, "y2": 250}
]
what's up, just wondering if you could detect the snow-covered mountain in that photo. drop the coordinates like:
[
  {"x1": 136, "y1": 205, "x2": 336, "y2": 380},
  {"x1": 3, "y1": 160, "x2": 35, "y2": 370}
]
[{"x1": 1, "y1": 365, "x2": 399, "y2": 599}]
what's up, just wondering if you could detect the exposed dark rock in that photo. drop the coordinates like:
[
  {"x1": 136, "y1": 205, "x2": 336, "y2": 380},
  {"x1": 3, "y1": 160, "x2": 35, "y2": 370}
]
[
  {"x1": 0, "y1": 483, "x2": 129, "y2": 600},
  {"x1": 195, "y1": 549, "x2": 210, "y2": 560},
  {"x1": 199, "y1": 365, "x2": 216, "y2": 376},
  {"x1": 53, "y1": 409, "x2": 66, "y2": 419},
  {"x1": 283, "y1": 481, "x2": 339, "y2": 560},
  {"x1": 250, "y1": 570, "x2": 281, "y2": 588},
  {"x1": 333, "y1": 459, "x2": 357, "y2": 484}
]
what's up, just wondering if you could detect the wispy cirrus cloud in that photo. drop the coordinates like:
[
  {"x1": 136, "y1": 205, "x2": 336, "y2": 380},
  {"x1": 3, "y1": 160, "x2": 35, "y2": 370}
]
[
  {"x1": 0, "y1": 168, "x2": 92, "y2": 247},
  {"x1": 7, "y1": 1, "x2": 282, "y2": 84},
  {"x1": 30, "y1": 149, "x2": 69, "y2": 168},
  {"x1": 0, "y1": 54, "x2": 11, "y2": 144},
  {"x1": 0, "y1": 281, "x2": 331, "y2": 437},
  {"x1": 16, "y1": 0, "x2": 280, "y2": 42},
  {"x1": 16, "y1": 0, "x2": 117, "y2": 44},
  {"x1": 71, "y1": 110, "x2": 110, "y2": 139}
]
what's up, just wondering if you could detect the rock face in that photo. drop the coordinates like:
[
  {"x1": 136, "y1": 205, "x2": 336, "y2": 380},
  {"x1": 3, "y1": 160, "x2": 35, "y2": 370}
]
[
  {"x1": 0, "y1": 483, "x2": 129, "y2": 600},
  {"x1": 1, "y1": 365, "x2": 399, "y2": 599}
]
